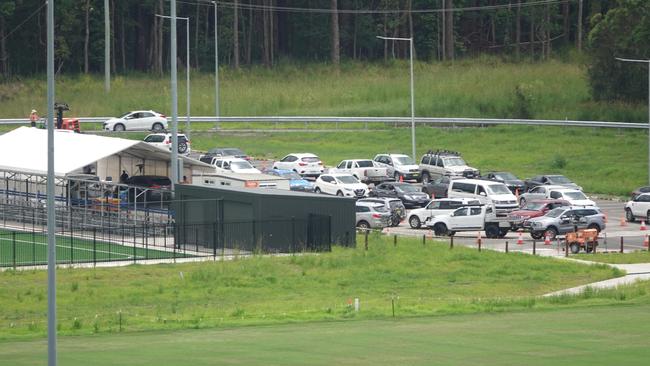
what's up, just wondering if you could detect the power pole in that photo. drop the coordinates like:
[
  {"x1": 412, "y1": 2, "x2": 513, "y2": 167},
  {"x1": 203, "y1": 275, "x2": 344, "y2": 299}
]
[{"x1": 104, "y1": 0, "x2": 110, "y2": 92}]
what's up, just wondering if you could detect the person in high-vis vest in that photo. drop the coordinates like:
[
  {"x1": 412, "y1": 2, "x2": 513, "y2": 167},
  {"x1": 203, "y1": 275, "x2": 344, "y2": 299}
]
[{"x1": 29, "y1": 109, "x2": 39, "y2": 127}]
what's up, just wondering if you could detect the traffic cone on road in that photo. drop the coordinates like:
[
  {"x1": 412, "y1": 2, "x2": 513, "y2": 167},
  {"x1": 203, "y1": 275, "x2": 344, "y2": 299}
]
[
  {"x1": 641, "y1": 221, "x2": 647, "y2": 231},
  {"x1": 399, "y1": 175, "x2": 404, "y2": 183},
  {"x1": 644, "y1": 235, "x2": 649, "y2": 248},
  {"x1": 516, "y1": 232, "x2": 524, "y2": 245},
  {"x1": 620, "y1": 217, "x2": 627, "y2": 227},
  {"x1": 427, "y1": 229, "x2": 433, "y2": 239},
  {"x1": 544, "y1": 234, "x2": 551, "y2": 246}
]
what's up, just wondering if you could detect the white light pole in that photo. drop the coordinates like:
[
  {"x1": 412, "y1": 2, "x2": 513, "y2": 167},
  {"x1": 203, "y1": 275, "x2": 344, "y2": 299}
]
[
  {"x1": 157, "y1": 14, "x2": 191, "y2": 142},
  {"x1": 46, "y1": 0, "x2": 57, "y2": 365},
  {"x1": 377, "y1": 35, "x2": 416, "y2": 161},
  {"x1": 212, "y1": 1, "x2": 220, "y2": 130},
  {"x1": 616, "y1": 57, "x2": 650, "y2": 184}
]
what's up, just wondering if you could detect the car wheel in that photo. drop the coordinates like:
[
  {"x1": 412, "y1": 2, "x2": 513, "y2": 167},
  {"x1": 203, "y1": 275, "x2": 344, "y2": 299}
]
[
  {"x1": 421, "y1": 172, "x2": 430, "y2": 184},
  {"x1": 314, "y1": 187, "x2": 321, "y2": 194},
  {"x1": 519, "y1": 197, "x2": 526, "y2": 207},
  {"x1": 336, "y1": 191, "x2": 344, "y2": 197},
  {"x1": 433, "y1": 223, "x2": 448, "y2": 236},
  {"x1": 647, "y1": 211, "x2": 650, "y2": 223},
  {"x1": 544, "y1": 227, "x2": 558, "y2": 240},
  {"x1": 357, "y1": 221, "x2": 370, "y2": 230},
  {"x1": 485, "y1": 224, "x2": 500, "y2": 239},
  {"x1": 530, "y1": 231, "x2": 543, "y2": 240},
  {"x1": 409, "y1": 216, "x2": 421, "y2": 229},
  {"x1": 587, "y1": 223, "x2": 601, "y2": 233},
  {"x1": 585, "y1": 242, "x2": 597, "y2": 253},
  {"x1": 391, "y1": 215, "x2": 401, "y2": 227},
  {"x1": 113, "y1": 123, "x2": 125, "y2": 132},
  {"x1": 178, "y1": 142, "x2": 188, "y2": 154},
  {"x1": 498, "y1": 229, "x2": 509, "y2": 238},
  {"x1": 152, "y1": 122, "x2": 164, "y2": 132},
  {"x1": 569, "y1": 242, "x2": 581, "y2": 254},
  {"x1": 626, "y1": 208, "x2": 635, "y2": 222}
]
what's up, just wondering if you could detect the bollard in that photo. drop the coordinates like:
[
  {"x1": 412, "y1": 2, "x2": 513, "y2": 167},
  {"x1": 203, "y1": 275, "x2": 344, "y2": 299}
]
[
  {"x1": 620, "y1": 236, "x2": 624, "y2": 253},
  {"x1": 565, "y1": 240, "x2": 569, "y2": 257},
  {"x1": 393, "y1": 234, "x2": 397, "y2": 247},
  {"x1": 505, "y1": 240, "x2": 509, "y2": 253},
  {"x1": 391, "y1": 298, "x2": 395, "y2": 317},
  {"x1": 532, "y1": 240, "x2": 536, "y2": 255},
  {"x1": 450, "y1": 235, "x2": 454, "y2": 249},
  {"x1": 354, "y1": 298, "x2": 360, "y2": 312},
  {"x1": 422, "y1": 234, "x2": 426, "y2": 246},
  {"x1": 478, "y1": 236, "x2": 482, "y2": 252}
]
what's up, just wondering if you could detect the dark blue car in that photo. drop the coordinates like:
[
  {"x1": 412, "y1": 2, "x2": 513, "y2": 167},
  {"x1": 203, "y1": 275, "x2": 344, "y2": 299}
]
[{"x1": 266, "y1": 169, "x2": 315, "y2": 192}]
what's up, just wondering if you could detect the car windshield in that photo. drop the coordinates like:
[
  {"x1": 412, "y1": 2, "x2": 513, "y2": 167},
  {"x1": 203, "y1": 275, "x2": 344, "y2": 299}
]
[
  {"x1": 372, "y1": 205, "x2": 389, "y2": 212},
  {"x1": 444, "y1": 157, "x2": 467, "y2": 166},
  {"x1": 546, "y1": 208, "x2": 567, "y2": 218},
  {"x1": 394, "y1": 156, "x2": 415, "y2": 165},
  {"x1": 336, "y1": 175, "x2": 359, "y2": 184},
  {"x1": 495, "y1": 172, "x2": 517, "y2": 180},
  {"x1": 522, "y1": 202, "x2": 545, "y2": 211},
  {"x1": 302, "y1": 156, "x2": 320, "y2": 163},
  {"x1": 119, "y1": 111, "x2": 133, "y2": 118},
  {"x1": 564, "y1": 191, "x2": 587, "y2": 200},
  {"x1": 388, "y1": 201, "x2": 403, "y2": 209},
  {"x1": 280, "y1": 171, "x2": 302, "y2": 179},
  {"x1": 487, "y1": 184, "x2": 511, "y2": 194},
  {"x1": 231, "y1": 161, "x2": 254, "y2": 170},
  {"x1": 395, "y1": 184, "x2": 419, "y2": 193},
  {"x1": 356, "y1": 160, "x2": 374, "y2": 167},
  {"x1": 550, "y1": 175, "x2": 571, "y2": 184}
]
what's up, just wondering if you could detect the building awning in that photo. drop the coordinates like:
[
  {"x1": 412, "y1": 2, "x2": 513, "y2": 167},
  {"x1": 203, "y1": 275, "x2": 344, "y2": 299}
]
[{"x1": 0, "y1": 127, "x2": 210, "y2": 176}]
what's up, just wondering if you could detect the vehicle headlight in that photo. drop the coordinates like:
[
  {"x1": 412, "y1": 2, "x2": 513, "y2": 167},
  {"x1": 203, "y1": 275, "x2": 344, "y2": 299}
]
[
  {"x1": 344, "y1": 187, "x2": 353, "y2": 191},
  {"x1": 531, "y1": 222, "x2": 542, "y2": 228}
]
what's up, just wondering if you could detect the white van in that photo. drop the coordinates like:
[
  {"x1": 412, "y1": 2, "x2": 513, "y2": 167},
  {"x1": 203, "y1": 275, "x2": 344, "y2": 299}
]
[{"x1": 447, "y1": 179, "x2": 518, "y2": 216}]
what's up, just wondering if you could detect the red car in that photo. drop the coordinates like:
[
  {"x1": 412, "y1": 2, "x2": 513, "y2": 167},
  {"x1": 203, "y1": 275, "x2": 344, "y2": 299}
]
[{"x1": 509, "y1": 199, "x2": 570, "y2": 235}]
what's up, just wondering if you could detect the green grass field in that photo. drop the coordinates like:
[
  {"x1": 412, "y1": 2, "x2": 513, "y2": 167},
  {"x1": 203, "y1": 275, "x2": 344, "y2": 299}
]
[
  {"x1": 575, "y1": 250, "x2": 650, "y2": 264},
  {"x1": 0, "y1": 229, "x2": 191, "y2": 267},
  {"x1": 0, "y1": 59, "x2": 645, "y2": 122},
  {"x1": 1, "y1": 303, "x2": 649, "y2": 365},
  {"x1": 0, "y1": 235, "x2": 626, "y2": 340}
]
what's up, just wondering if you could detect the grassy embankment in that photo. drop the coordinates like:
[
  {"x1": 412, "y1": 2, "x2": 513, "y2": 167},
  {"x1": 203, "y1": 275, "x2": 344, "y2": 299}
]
[
  {"x1": 0, "y1": 235, "x2": 629, "y2": 340},
  {"x1": 3, "y1": 304, "x2": 650, "y2": 365},
  {"x1": 575, "y1": 251, "x2": 650, "y2": 264},
  {"x1": 0, "y1": 59, "x2": 645, "y2": 122}
]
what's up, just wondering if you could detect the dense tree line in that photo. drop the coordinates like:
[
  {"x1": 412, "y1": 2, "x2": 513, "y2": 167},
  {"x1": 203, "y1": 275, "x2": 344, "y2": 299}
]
[{"x1": 0, "y1": 1, "x2": 646, "y2": 103}]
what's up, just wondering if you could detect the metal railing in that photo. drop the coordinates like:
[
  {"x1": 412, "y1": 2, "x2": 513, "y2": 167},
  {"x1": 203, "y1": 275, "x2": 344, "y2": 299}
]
[{"x1": 0, "y1": 116, "x2": 646, "y2": 129}]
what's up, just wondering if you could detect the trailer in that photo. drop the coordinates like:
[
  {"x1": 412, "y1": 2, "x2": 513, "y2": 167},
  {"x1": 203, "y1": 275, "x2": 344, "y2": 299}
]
[{"x1": 191, "y1": 172, "x2": 291, "y2": 190}]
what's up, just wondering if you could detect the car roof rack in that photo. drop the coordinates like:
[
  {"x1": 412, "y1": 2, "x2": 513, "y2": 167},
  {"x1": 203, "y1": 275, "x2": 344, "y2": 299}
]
[{"x1": 424, "y1": 149, "x2": 461, "y2": 156}]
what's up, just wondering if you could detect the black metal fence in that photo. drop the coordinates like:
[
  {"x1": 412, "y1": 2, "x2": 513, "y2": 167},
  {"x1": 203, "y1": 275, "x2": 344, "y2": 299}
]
[{"x1": 0, "y1": 215, "x2": 333, "y2": 268}]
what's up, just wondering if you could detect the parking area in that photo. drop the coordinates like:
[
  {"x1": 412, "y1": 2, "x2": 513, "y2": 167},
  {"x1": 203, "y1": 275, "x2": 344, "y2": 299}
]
[{"x1": 386, "y1": 197, "x2": 649, "y2": 254}]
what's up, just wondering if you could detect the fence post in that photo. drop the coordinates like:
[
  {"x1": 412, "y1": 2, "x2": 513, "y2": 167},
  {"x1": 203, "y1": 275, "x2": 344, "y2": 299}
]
[
  {"x1": 450, "y1": 235, "x2": 454, "y2": 249},
  {"x1": 252, "y1": 220, "x2": 258, "y2": 254},
  {"x1": 364, "y1": 230, "x2": 369, "y2": 251},
  {"x1": 532, "y1": 240, "x2": 536, "y2": 255},
  {"x1": 144, "y1": 222, "x2": 148, "y2": 260},
  {"x1": 565, "y1": 240, "x2": 569, "y2": 257},
  {"x1": 12, "y1": 231, "x2": 16, "y2": 270},
  {"x1": 32, "y1": 230, "x2": 36, "y2": 264},
  {"x1": 70, "y1": 225, "x2": 74, "y2": 265},
  {"x1": 393, "y1": 234, "x2": 397, "y2": 247},
  {"x1": 213, "y1": 222, "x2": 217, "y2": 260},
  {"x1": 132, "y1": 226, "x2": 136, "y2": 264},
  {"x1": 422, "y1": 234, "x2": 426, "y2": 246},
  {"x1": 505, "y1": 240, "x2": 509, "y2": 253},
  {"x1": 291, "y1": 217, "x2": 296, "y2": 253},
  {"x1": 620, "y1": 236, "x2": 624, "y2": 253},
  {"x1": 93, "y1": 228, "x2": 97, "y2": 267}
]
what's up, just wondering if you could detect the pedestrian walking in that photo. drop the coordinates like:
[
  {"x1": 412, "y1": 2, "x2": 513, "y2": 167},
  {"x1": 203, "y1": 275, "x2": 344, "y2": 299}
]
[{"x1": 29, "y1": 109, "x2": 39, "y2": 127}]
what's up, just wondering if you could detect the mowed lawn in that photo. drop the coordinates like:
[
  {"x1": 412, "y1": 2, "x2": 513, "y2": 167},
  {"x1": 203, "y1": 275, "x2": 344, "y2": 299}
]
[{"x1": 2, "y1": 304, "x2": 649, "y2": 366}]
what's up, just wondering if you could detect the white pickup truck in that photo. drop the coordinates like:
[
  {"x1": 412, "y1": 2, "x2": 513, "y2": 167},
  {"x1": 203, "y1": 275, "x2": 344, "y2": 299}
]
[
  {"x1": 329, "y1": 159, "x2": 390, "y2": 185},
  {"x1": 424, "y1": 204, "x2": 512, "y2": 238}
]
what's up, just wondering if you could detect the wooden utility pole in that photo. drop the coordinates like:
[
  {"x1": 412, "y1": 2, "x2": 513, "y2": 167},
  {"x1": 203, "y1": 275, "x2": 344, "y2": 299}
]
[{"x1": 331, "y1": 0, "x2": 340, "y2": 65}]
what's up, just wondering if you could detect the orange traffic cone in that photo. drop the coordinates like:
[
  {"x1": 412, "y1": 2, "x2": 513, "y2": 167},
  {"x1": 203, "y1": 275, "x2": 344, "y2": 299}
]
[
  {"x1": 644, "y1": 235, "x2": 649, "y2": 248},
  {"x1": 620, "y1": 217, "x2": 627, "y2": 227},
  {"x1": 641, "y1": 221, "x2": 647, "y2": 231},
  {"x1": 544, "y1": 234, "x2": 551, "y2": 245},
  {"x1": 517, "y1": 232, "x2": 524, "y2": 245},
  {"x1": 399, "y1": 175, "x2": 404, "y2": 183},
  {"x1": 427, "y1": 229, "x2": 433, "y2": 239},
  {"x1": 515, "y1": 188, "x2": 520, "y2": 200}
]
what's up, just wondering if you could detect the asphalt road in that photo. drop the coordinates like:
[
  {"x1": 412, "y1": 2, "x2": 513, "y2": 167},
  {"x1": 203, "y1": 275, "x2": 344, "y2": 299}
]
[{"x1": 386, "y1": 198, "x2": 650, "y2": 255}]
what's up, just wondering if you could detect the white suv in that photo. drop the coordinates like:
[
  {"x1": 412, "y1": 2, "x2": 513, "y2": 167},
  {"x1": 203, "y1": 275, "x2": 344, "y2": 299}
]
[
  {"x1": 408, "y1": 197, "x2": 481, "y2": 229},
  {"x1": 447, "y1": 179, "x2": 518, "y2": 216},
  {"x1": 206, "y1": 157, "x2": 261, "y2": 174},
  {"x1": 273, "y1": 153, "x2": 324, "y2": 178},
  {"x1": 143, "y1": 133, "x2": 190, "y2": 154},
  {"x1": 373, "y1": 153, "x2": 420, "y2": 181},
  {"x1": 625, "y1": 192, "x2": 650, "y2": 222},
  {"x1": 315, "y1": 174, "x2": 369, "y2": 198}
]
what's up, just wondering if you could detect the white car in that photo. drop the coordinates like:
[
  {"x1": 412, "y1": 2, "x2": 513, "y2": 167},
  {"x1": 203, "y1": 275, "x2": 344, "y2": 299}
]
[
  {"x1": 519, "y1": 185, "x2": 596, "y2": 207},
  {"x1": 408, "y1": 197, "x2": 481, "y2": 229},
  {"x1": 373, "y1": 153, "x2": 421, "y2": 181},
  {"x1": 625, "y1": 192, "x2": 650, "y2": 222},
  {"x1": 208, "y1": 157, "x2": 261, "y2": 174},
  {"x1": 103, "y1": 110, "x2": 168, "y2": 132},
  {"x1": 272, "y1": 153, "x2": 324, "y2": 178},
  {"x1": 143, "y1": 133, "x2": 191, "y2": 154},
  {"x1": 314, "y1": 174, "x2": 369, "y2": 198}
]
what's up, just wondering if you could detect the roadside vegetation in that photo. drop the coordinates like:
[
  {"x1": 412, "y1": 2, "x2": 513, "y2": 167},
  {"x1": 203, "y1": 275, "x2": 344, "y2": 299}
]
[
  {"x1": 0, "y1": 59, "x2": 646, "y2": 122},
  {"x1": 0, "y1": 235, "x2": 626, "y2": 340},
  {"x1": 575, "y1": 251, "x2": 650, "y2": 264}
]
